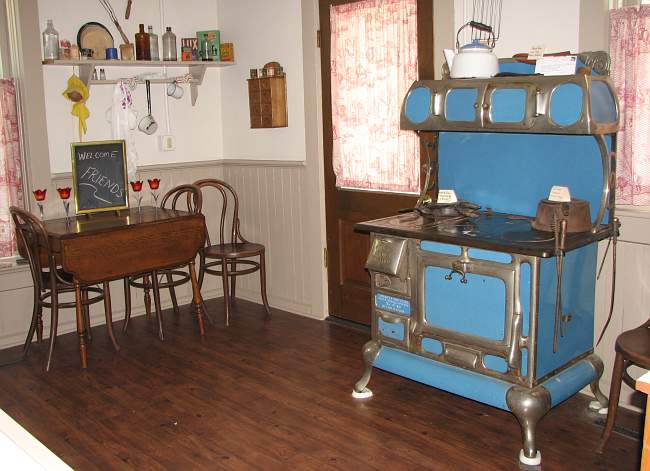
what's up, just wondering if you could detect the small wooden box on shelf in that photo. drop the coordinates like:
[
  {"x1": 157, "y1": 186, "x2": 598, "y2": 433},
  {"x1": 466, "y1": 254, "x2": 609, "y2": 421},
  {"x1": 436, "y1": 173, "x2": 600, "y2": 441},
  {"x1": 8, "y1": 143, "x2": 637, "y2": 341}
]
[{"x1": 247, "y1": 62, "x2": 287, "y2": 128}]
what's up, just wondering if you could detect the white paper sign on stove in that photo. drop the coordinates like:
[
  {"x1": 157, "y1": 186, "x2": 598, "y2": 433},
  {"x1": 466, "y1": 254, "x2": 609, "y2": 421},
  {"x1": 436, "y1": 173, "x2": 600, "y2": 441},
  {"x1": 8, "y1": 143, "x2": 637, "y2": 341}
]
[
  {"x1": 437, "y1": 189, "x2": 458, "y2": 204},
  {"x1": 535, "y1": 56, "x2": 577, "y2": 76},
  {"x1": 548, "y1": 185, "x2": 572, "y2": 202},
  {"x1": 528, "y1": 45, "x2": 545, "y2": 60}
]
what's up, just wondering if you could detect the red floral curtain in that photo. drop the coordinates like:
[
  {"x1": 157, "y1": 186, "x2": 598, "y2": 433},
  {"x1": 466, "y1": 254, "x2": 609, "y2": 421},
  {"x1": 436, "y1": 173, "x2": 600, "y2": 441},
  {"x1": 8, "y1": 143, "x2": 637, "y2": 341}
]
[
  {"x1": 610, "y1": 6, "x2": 650, "y2": 205},
  {"x1": 0, "y1": 79, "x2": 24, "y2": 257},
  {"x1": 330, "y1": 0, "x2": 419, "y2": 193}
]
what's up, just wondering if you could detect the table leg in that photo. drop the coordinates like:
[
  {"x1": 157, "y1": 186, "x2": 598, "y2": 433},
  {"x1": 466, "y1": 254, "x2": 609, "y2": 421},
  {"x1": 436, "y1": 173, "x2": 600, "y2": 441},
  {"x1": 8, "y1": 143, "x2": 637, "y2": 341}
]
[
  {"x1": 188, "y1": 260, "x2": 206, "y2": 336},
  {"x1": 103, "y1": 281, "x2": 120, "y2": 351},
  {"x1": 151, "y1": 271, "x2": 165, "y2": 341},
  {"x1": 74, "y1": 282, "x2": 88, "y2": 369},
  {"x1": 642, "y1": 394, "x2": 650, "y2": 471}
]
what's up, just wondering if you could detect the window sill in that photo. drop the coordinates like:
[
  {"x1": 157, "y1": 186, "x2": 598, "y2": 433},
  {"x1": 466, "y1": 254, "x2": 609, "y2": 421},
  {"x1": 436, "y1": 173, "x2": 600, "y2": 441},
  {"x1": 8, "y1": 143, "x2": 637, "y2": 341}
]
[
  {"x1": 617, "y1": 205, "x2": 650, "y2": 220},
  {"x1": 0, "y1": 258, "x2": 29, "y2": 275}
]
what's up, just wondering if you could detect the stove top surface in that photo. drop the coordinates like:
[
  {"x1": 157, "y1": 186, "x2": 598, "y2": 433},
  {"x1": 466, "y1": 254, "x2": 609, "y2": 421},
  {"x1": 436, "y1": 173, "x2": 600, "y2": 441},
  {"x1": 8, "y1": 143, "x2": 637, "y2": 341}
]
[{"x1": 356, "y1": 211, "x2": 614, "y2": 257}]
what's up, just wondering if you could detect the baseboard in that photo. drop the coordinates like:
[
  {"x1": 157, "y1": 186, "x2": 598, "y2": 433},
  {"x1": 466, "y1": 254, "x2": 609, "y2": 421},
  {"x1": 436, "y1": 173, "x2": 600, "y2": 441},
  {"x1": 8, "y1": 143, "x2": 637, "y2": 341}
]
[
  {"x1": 232, "y1": 287, "x2": 323, "y2": 320},
  {"x1": 0, "y1": 287, "x2": 221, "y2": 350},
  {"x1": 0, "y1": 286, "x2": 324, "y2": 350}
]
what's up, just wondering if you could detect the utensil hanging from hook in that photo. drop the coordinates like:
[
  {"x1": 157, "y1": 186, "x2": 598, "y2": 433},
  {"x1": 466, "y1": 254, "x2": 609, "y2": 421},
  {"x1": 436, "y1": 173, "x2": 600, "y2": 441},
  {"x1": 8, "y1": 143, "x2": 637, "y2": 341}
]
[{"x1": 138, "y1": 80, "x2": 158, "y2": 135}]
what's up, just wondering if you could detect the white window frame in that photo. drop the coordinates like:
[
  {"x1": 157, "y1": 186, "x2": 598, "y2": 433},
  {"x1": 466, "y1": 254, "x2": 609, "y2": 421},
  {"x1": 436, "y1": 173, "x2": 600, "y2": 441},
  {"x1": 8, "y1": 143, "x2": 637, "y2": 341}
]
[{"x1": 0, "y1": 0, "x2": 28, "y2": 263}]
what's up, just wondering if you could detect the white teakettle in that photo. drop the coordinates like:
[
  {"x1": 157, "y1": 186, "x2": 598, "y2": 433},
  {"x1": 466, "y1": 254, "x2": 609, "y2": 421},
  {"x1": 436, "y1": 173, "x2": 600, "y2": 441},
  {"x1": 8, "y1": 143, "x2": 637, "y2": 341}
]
[{"x1": 446, "y1": 22, "x2": 499, "y2": 79}]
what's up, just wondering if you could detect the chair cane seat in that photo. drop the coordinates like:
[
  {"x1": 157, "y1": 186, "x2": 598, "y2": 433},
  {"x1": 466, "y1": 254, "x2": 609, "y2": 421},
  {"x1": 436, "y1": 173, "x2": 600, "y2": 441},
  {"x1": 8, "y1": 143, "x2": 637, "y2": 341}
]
[
  {"x1": 203, "y1": 242, "x2": 264, "y2": 259},
  {"x1": 615, "y1": 327, "x2": 650, "y2": 369}
]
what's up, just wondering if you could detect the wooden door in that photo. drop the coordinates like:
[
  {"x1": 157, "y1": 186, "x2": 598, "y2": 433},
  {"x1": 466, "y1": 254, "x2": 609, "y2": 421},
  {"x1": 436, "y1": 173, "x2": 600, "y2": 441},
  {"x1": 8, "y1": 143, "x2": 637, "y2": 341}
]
[{"x1": 320, "y1": 0, "x2": 434, "y2": 324}]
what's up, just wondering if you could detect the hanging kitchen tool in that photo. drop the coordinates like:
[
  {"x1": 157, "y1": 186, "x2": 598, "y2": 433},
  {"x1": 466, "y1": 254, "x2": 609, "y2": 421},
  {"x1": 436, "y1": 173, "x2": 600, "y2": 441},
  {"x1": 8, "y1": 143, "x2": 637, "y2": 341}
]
[
  {"x1": 125, "y1": 0, "x2": 133, "y2": 19},
  {"x1": 469, "y1": 0, "x2": 502, "y2": 45},
  {"x1": 448, "y1": 22, "x2": 499, "y2": 79},
  {"x1": 138, "y1": 80, "x2": 158, "y2": 135},
  {"x1": 97, "y1": 0, "x2": 131, "y2": 51},
  {"x1": 531, "y1": 199, "x2": 592, "y2": 352}
]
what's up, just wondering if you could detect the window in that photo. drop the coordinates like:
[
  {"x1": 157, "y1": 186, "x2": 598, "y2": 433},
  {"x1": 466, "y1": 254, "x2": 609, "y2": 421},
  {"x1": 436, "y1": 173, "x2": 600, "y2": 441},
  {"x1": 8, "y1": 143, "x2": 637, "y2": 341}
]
[
  {"x1": 0, "y1": 0, "x2": 24, "y2": 257},
  {"x1": 610, "y1": 3, "x2": 650, "y2": 205},
  {"x1": 330, "y1": 0, "x2": 420, "y2": 194}
]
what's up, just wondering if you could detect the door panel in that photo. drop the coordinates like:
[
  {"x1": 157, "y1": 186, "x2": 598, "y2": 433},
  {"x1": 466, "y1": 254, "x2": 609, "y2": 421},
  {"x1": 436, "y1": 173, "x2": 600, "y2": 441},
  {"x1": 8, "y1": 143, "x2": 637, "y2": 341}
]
[{"x1": 320, "y1": 0, "x2": 434, "y2": 324}]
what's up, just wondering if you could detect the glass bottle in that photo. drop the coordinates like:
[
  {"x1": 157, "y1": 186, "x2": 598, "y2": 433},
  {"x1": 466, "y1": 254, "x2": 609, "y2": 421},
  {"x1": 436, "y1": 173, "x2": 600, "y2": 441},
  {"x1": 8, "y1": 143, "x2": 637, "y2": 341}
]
[
  {"x1": 162, "y1": 27, "x2": 177, "y2": 61},
  {"x1": 148, "y1": 26, "x2": 160, "y2": 61},
  {"x1": 135, "y1": 23, "x2": 151, "y2": 60},
  {"x1": 42, "y1": 20, "x2": 59, "y2": 61}
]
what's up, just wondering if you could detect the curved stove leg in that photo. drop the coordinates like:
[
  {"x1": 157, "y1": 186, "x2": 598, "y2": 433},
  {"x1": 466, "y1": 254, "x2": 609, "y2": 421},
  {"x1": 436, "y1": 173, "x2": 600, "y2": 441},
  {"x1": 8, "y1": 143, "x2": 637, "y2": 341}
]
[
  {"x1": 506, "y1": 386, "x2": 551, "y2": 468},
  {"x1": 352, "y1": 340, "x2": 380, "y2": 399},
  {"x1": 586, "y1": 355, "x2": 609, "y2": 411}
]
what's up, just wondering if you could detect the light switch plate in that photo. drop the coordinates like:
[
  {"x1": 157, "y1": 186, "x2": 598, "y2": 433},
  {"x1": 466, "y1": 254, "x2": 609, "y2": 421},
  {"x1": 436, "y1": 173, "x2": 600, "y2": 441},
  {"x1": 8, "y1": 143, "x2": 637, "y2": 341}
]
[{"x1": 159, "y1": 135, "x2": 176, "y2": 151}]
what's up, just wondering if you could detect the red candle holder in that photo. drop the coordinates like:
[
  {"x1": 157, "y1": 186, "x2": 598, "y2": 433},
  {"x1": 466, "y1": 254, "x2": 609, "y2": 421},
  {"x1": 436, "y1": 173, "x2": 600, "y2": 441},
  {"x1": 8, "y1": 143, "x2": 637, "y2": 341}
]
[
  {"x1": 32, "y1": 189, "x2": 47, "y2": 219},
  {"x1": 130, "y1": 180, "x2": 143, "y2": 211},
  {"x1": 148, "y1": 178, "x2": 161, "y2": 208},
  {"x1": 57, "y1": 187, "x2": 72, "y2": 222}
]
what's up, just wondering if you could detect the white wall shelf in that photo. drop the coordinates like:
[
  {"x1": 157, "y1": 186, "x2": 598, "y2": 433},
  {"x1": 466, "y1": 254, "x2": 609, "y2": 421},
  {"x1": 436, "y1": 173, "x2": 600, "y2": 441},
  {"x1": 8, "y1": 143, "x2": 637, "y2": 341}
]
[{"x1": 42, "y1": 59, "x2": 235, "y2": 105}]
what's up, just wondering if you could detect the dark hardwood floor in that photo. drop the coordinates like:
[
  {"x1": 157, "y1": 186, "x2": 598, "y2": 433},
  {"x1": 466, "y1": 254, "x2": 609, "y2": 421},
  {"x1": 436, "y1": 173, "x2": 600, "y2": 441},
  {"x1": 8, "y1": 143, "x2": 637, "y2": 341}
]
[{"x1": 0, "y1": 299, "x2": 641, "y2": 470}]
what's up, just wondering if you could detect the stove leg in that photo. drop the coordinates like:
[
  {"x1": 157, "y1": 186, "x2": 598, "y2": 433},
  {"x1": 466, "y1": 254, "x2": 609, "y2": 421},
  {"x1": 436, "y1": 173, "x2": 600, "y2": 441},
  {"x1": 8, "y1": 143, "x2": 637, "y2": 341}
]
[
  {"x1": 586, "y1": 355, "x2": 609, "y2": 412},
  {"x1": 506, "y1": 386, "x2": 551, "y2": 468},
  {"x1": 352, "y1": 340, "x2": 380, "y2": 399}
]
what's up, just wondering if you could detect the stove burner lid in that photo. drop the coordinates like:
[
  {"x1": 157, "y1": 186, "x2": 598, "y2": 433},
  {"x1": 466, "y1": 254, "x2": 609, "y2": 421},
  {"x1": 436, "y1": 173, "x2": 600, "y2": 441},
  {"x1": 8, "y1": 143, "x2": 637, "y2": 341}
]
[{"x1": 416, "y1": 200, "x2": 481, "y2": 219}]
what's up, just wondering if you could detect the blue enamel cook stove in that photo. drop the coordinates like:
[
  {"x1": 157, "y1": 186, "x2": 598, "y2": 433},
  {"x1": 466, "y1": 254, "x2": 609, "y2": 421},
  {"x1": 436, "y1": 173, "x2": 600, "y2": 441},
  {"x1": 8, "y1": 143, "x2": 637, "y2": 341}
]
[{"x1": 353, "y1": 53, "x2": 619, "y2": 467}]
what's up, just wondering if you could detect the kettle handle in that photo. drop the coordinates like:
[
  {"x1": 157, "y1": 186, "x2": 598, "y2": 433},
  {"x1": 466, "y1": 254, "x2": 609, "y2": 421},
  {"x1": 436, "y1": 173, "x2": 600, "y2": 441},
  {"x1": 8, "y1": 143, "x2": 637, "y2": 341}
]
[{"x1": 456, "y1": 21, "x2": 496, "y2": 49}]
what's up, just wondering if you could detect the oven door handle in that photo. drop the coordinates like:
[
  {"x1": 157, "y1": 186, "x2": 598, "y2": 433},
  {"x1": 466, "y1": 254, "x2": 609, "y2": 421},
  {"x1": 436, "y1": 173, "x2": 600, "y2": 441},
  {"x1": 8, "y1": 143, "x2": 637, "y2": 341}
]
[
  {"x1": 444, "y1": 268, "x2": 468, "y2": 284},
  {"x1": 444, "y1": 260, "x2": 472, "y2": 284}
]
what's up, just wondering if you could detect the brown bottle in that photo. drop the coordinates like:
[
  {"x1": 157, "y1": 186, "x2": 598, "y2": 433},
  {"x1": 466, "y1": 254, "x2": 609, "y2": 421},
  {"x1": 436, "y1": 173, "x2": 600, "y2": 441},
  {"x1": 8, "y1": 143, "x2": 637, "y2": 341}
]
[{"x1": 135, "y1": 23, "x2": 151, "y2": 60}]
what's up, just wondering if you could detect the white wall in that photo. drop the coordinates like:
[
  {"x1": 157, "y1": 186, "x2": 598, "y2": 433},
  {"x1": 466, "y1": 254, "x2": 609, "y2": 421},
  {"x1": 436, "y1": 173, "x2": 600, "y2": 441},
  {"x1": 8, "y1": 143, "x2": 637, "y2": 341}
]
[
  {"x1": 217, "y1": 0, "x2": 306, "y2": 161},
  {"x1": 39, "y1": 0, "x2": 226, "y2": 174},
  {"x1": 39, "y1": 0, "x2": 306, "y2": 176},
  {"x1": 454, "y1": 0, "x2": 581, "y2": 58}
]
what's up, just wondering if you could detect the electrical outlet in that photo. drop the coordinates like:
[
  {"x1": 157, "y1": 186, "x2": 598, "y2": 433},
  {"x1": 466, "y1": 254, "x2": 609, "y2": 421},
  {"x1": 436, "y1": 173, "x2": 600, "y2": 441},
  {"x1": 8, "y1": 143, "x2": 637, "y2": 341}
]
[{"x1": 158, "y1": 135, "x2": 176, "y2": 151}]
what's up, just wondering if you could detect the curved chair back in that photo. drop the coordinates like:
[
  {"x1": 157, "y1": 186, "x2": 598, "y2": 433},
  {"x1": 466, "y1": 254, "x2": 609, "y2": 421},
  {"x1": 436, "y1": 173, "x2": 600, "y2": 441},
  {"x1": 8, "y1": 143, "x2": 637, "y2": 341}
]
[
  {"x1": 161, "y1": 183, "x2": 203, "y2": 214},
  {"x1": 193, "y1": 178, "x2": 244, "y2": 247},
  {"x1": 10, "y1": 207, "x2": 55, "y2": 289}
]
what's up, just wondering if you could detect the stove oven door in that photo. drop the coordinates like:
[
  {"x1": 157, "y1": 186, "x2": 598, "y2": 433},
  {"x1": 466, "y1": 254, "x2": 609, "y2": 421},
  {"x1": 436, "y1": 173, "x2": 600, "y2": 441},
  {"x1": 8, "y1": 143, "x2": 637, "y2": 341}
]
[{"x1": 415, "y1": 241, "x2": 529, "y2": 382}]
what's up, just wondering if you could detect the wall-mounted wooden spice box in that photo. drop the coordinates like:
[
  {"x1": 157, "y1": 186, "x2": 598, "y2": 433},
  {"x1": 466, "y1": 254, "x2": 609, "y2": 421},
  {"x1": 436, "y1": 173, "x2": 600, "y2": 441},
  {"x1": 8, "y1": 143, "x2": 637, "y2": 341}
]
[{"x1": 247, "y1": 62, "x2": 287, "y2": 128}]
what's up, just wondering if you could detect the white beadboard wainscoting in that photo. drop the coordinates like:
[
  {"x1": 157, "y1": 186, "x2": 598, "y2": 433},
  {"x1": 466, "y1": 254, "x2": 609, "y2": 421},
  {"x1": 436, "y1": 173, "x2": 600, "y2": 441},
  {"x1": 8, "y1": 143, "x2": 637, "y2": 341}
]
[{"x1": 593, "y1": 208, "x2": 650, "y2": 409}]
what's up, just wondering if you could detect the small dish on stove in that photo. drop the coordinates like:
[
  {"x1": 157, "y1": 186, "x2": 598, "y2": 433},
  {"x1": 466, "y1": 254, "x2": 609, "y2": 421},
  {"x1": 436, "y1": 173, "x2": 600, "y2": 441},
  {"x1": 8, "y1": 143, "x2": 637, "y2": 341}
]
[{"x1": 77, "y1": 22, "x2": 114, "y2": 60}]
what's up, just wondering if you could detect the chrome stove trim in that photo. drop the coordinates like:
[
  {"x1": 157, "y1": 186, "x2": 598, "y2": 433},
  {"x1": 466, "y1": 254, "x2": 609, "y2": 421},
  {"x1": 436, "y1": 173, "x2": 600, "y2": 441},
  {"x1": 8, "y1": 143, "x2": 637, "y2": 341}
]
[
  {"x1": 593, "y1": 134, "x2": 611, "y2": 233},
  {"x1": 527, "y1": 256, "x2": 541, "y2": 388},
  {"x1": 413, "y1": 241, "x2": 528, "y2": 385},
  {"x1": 401, "y1": 75, "x2": 619, "y2": 135}
]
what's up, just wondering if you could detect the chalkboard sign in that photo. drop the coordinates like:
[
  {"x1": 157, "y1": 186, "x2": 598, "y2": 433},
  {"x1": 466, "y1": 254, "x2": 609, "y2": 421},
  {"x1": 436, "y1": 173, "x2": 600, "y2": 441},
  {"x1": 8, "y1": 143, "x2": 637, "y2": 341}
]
[{"x1": 71, "y1": 140, "x2": 129, "y2": 214}]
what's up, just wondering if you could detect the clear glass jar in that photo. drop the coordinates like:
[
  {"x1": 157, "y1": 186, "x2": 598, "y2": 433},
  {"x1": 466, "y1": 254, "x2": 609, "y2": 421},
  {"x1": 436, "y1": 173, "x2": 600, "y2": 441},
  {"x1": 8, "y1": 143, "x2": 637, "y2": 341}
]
[
  {"x1": 162, "y1": 27, "x2": 177, "y2": 61},
  {"x1": 42, "y1": 19, "x2": 59, "y2": 61},
  {"x1": 148, "y1": 26, "x2": 159, "y2": 61}
]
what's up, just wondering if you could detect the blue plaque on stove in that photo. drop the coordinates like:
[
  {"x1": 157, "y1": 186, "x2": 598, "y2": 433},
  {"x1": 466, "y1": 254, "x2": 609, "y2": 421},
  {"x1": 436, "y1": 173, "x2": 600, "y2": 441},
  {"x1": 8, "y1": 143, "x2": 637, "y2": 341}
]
[{"x1": 375, "y1": 293, "x2": 411, "y2": 315}]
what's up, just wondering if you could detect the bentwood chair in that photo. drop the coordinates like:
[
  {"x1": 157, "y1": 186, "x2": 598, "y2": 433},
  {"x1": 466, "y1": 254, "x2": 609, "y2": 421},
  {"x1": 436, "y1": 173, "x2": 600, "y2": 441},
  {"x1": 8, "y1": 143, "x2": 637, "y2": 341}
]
[
  {"x1": 10, "y1": 207, "x2": 118, "y2": 371},
  {"x1": 194, "y1": 178, "x2": 271, "y2": 325},
  {"x1": 598, "y1": 319, "x2": 650, "y2": 453},
  {"x1": 123, "y1": 184, "x2": 202, "y2": 340}
]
